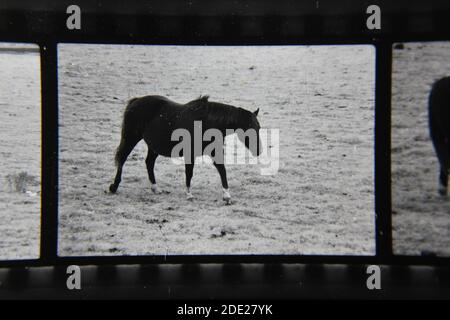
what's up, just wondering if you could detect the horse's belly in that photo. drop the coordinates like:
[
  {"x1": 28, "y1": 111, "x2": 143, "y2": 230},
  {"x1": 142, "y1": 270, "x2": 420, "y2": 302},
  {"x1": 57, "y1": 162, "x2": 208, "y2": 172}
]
[{"x1": 148, "y1": 142, "x2": 176, "y2": 158}]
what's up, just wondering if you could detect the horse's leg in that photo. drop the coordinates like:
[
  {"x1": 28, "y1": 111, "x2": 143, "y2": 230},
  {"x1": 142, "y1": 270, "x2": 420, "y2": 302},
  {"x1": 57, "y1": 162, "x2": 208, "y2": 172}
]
[
  {"x1": 437, "y1": 140, "x2": 449, "y2": 196},
  {"x1": 145, "y1": 149, "x2": 159, "y2": 194},
  {"x1": 185, "y1": 163, "x2": 195, "y2": 200},
  {"x1": 439, "y1": 165, "x2": 448, "y2": 196},
  {"x1": 213, "y1": 162, "x2": 231, "y2": 204},
  {"x1": 446, "y1": 141, "x2": 450, "y2": 194},
  {"x1": 430, "y1": 111, "x2": 448, "y2": 196},
  {"x1": 433, "y1": 138, "x2": 449, "y2": 196},
  {"x1": 432, "y1": 132, "x2": 450, "y2": 196},
  {"x1": 109, "y1": 135, "x2": 140, "y2": 193}
]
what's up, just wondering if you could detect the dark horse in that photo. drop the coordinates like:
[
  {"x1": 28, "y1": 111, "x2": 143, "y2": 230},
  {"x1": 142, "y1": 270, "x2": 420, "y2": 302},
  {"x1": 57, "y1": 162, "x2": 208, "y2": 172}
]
[
  {"x1": 429, "y1": 77, "x2": 450, "y2": 196},
  {"x1": 109, "y1": 95, "x2": 262, "y2": 203}
]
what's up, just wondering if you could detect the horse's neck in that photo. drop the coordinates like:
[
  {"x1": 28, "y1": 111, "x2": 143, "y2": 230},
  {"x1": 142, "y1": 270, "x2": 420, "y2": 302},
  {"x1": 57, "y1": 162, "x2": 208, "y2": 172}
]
[
  {"x1": 228, "y1": 108, "x2": 247, "y2": 131},
  {"x1": 210, "y1": 109, "x2": 245, "y2": 134}
]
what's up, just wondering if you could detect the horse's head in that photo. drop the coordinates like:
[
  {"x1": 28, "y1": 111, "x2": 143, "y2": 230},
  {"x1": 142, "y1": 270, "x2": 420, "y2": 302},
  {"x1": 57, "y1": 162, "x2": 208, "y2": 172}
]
[{"x1": 237, "y1": 108, "x2": 262, "y2": 157}]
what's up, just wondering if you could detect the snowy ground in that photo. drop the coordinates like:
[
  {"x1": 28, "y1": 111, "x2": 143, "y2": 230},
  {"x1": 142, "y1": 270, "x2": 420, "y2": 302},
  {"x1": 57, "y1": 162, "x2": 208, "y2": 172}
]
[
  {"x1": 0, "y1": 43, "x2": 41, "y2": 259},
  {"x1": 392, "y1": 42, "x2": 450, "y2": 257},
  {"x1": 58, "y1": 44, "x2": 375, "y2": 256}
]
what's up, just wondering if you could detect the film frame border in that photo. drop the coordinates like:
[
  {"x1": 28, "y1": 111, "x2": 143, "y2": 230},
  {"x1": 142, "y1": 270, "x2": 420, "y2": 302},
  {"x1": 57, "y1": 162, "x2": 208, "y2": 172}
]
[
  {"x1": 0, "y1": 0, "x2": 449, "y2": 270},
  {"x1": 0, "y1": 264, "x2": 448, "y2": 299}
]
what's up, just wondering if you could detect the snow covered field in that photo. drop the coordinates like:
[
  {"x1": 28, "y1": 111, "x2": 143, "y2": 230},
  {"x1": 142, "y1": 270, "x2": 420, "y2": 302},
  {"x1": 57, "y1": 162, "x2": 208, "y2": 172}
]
[
  {"x1": 0, "y1": 43, "x2": 41, "y2": 259},
  {"x1": 57, "y1": 44, "x2": 375, "y2": 256},
  {"x1": 392, "y1": 41, "x2": 450, "y2": 257}
]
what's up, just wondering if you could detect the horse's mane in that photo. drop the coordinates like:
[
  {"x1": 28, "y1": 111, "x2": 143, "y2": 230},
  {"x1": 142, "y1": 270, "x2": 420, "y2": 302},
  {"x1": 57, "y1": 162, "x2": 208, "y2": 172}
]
[
  {"x1": 186, "y1": 95, "x2": 247, "y2": 129},
  {"x1": 186, "y1": 95, "x2": 210, "y2": 106}
]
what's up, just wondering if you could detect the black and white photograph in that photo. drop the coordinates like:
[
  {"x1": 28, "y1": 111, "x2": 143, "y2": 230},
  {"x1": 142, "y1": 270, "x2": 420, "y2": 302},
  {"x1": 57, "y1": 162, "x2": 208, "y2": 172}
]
[
  {"x1": 392, "y1": 41, "x2": 450, "y2": 257},
  {"x1": 2, "y1": 0, "x2": 450, "y2": 303},
  {"x1": 0, "y1": 42, "x2": 41, "y2": 259},
  {"x1": 58, "y1": 44, "x2": 375, "y2": 256}
]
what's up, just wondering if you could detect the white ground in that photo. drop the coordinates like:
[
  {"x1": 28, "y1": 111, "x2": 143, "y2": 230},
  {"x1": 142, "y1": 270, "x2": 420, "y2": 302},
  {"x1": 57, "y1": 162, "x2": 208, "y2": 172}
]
[
  {"x1": 392, "y1": 42, "x2": 450, "y2": 256},
  {"x1": 58, "y1": 44, "x2": 375, "y2": 256},
  {"x1": 0, "y1": 43, "x2": 41, "y2": 259}
]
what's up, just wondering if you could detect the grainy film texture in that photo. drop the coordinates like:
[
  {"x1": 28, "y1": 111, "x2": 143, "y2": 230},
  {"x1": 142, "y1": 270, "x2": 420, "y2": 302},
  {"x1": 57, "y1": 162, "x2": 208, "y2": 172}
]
[
  {"x1": 58, "y1": 44, "x2": 375, "y2": 256},
  {"x1": 392, "y1": 41, "x2": 450, "y2": 257},
  {"x1": 0, "y1": 43, "x2": 41, "y2": 259}
]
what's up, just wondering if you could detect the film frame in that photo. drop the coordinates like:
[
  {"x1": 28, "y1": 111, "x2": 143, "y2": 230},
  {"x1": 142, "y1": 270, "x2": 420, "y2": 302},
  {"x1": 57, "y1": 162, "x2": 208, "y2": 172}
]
[{"x1": 0, "y1": 0, "x2": 449, "y2": 300}]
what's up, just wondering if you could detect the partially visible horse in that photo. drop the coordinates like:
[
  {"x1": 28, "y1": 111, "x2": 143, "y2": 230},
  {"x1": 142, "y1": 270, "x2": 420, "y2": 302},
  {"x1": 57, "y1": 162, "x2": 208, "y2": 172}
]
[
  {"x1": 109, "y1": 95, "x2": 262, "y2": 203},
  {"x1": 429, "y1": 77, "x2": 450, "y2": 196}
]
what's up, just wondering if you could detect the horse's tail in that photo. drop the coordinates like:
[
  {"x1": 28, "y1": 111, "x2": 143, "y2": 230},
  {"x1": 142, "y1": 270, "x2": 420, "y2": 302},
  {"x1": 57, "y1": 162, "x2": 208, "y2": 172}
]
[{"x1": 114, "y1": 98, "x2": 142, "y2": 166}]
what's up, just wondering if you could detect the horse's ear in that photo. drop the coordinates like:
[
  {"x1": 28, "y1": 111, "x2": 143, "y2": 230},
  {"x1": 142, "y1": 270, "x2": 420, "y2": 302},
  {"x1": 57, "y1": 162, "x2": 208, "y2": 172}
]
[{"x1": 254, "y1": 108, "x2": 259, "y2": 116}]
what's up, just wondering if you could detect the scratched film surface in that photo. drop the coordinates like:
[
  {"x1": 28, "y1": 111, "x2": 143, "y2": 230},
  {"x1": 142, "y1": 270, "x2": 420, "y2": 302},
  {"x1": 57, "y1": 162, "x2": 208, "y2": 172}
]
[
  {"x1": 0, "y1": 43, "x2": 41, "y2": 259},
  {"x1": 392, "y1": 41, "x2": 450, "y2": 257},
  {"x1": 58, "y1": 44, "x2": 375, "y2": 256}
]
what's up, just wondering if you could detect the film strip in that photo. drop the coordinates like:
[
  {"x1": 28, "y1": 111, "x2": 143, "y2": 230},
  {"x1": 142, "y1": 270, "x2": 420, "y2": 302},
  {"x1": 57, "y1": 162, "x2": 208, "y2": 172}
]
[{"x1": 0, "y1": 0, "x2": 449, "y2": 300}]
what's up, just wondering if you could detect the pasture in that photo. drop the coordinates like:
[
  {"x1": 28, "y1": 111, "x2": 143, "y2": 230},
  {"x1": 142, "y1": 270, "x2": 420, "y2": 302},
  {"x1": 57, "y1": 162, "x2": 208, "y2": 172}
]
[
  {"x1": 58, "y1": 45, "x2": 375, "y2": 256},
  {"x1": 0, "y1": 44, "x2": 41, "y2": 259},
  {"x1": 392, "y1": 42, "x2": 450, "y2": 257}
]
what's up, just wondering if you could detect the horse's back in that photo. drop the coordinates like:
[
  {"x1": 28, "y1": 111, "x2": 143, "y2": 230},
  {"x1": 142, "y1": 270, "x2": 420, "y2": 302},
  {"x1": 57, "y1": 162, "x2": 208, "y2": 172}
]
[
  {"x1": 126, "y1": 95, "x2": 178, "y2": 112},
  {"x1": 124, "y1": 95, "x2": 183, "y2": 156},
  {"x1": 429, "y1": 77, "x2": 450, "y2": 137},
  {"x1": 124, "y1": 95, "x2": 180, "y2": 123}
]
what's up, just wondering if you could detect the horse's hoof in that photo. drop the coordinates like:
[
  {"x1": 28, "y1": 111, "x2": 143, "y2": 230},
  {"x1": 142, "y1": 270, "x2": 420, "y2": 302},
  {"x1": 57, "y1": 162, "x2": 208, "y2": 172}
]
[
  {"x1": 151, "y1": 185, "x2": 160, "y2": 194},
  {"x1": 186, "y1": 193, "x2": 194, "y2": 201},
  {"x1": 109, "y1": 184, "x2": 118, "y2": 193},
  {"x1": 222, "y1": 188, "x2": 231, "y2": 205}
]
